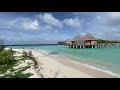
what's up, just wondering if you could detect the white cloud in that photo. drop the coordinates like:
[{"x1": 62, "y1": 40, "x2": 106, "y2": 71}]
[
  {"x1": 95, "y1": 12, "x2": 120, "y2": 26},
  {"x1": 40, "y1": 25, "x2": 53, "y2": 32},
  {"x1": 8, "y1": 18, "x2": 40, "y2": 30},
  {"x1": 38, "y1": 13, "x2": 63, "y2": 28},
  {"x1": 4, "y1": 13, "x2": 84, "y2": 32},
  {"x1": 8, "y1": 17, "x2": 54, "y2": 31},
  {"x1": 63, "y1": 17, "x2": 82, "y2": 28},
  {"x1": 44, "y1": 38, "x2": 49, "y2": 40},
  {"x1": 44, "y1": 25, "x2": 52, "y2": 30},
  {"x1": 21, "y1": 19, "x2": 40, "y2": 30},
  {"x1": 81, "y1": 32, "x2": 86, "y2": 36},
  {"x1": 107, "y1": 12, "x2": 120, "y2": 19}
]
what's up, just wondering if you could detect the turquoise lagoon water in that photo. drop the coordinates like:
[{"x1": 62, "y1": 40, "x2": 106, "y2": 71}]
[{"x1": 10, "y1": 45, "x2": 120, "y2": 77}]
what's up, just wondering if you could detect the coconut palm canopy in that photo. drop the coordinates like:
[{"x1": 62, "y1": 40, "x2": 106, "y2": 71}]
[
  {"x1": 83, "y1": 33, "x2": 97, "y2": 40},
  {"x1": 73, "y1": 35, "x2": 84, "y2": 41}
]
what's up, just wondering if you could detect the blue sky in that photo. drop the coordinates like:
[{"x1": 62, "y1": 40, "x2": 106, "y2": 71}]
[{"x1": 0, "y1": 12, "x2": 120, "y2": 44}]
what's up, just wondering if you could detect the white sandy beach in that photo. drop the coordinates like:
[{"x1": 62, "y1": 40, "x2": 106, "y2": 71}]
[
  {"x1": 12, "y1": 49, "x2": 93, "y2": 78},
  {"x1": 12, "y1": 49, "x2": 116, "y2": 78}
]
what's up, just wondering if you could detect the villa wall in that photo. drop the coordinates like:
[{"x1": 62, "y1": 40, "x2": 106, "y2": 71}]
[
  {"x1": 58, "y1": 40, "x2": 97, "y2": 46},
  {"x1": 84, "y1": 40, "x2": 97, "y2": 45},
  {"x1": 84, "y1": 41, "x2": 91, "y2": 45},
  {"x1": 91, "y1": 41, "x2": 97, "y2": 45},
  {"x1": 74, "y1": 41, "x2": 84, "y2": 45}
]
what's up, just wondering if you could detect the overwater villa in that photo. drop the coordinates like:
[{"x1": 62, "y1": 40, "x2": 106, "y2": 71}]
[
  {"x1": 71, "y1": 35, "x2": 84, "y2": 45},
  {"x1": 58, "y1": 33, "x2": 120, "y2": 48},
  {"x1": 83, "y1": 33, "x2": 97, "y2": 45}
]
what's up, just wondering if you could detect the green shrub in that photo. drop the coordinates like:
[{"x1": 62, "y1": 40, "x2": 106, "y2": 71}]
[
  {"x1": 0, "y1": 71, "x2": 33, "y2": 78},
  {"x1": 0, "y1": 49, "x2": 17, "y2": 65},
  {"x1": 0, "y1": 49, "x2": 33, "y2": 78}
]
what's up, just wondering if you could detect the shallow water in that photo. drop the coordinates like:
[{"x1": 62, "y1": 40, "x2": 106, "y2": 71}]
[{"x1": 10, "y1": 45, "x2": 120, "y2": 77}]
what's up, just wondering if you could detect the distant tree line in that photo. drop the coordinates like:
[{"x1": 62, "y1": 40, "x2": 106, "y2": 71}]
[{"x1": 97, "y1": 39, "x2": 120, "y2": 43}]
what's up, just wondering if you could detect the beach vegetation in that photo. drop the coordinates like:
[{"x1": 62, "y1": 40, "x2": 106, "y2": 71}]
[
  {"x1": 97, "y1": 39, "x2": 120, "y2": 43},
  {"x1": 0, "y1": 48, "x2": 33, "y2": 78},
  {"x1": 0, "y1": 40, "x2": 34, "y2": 78}
]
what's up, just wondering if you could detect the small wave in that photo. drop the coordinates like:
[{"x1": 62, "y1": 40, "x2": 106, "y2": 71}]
[{"x1": 83, "y1": 64, "x2": 120, "y2": 78}]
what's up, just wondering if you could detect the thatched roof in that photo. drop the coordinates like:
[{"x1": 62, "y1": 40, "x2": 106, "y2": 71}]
[
  {"x1": 83, "y1": 33, "x2": 97, "y2": 40},
  {"x1": 73, "y1": 35, "x2": 84, "y2": 41},
  {"x1": 65, "y1": 39, "x2": 71, "y2": 42},
  {"x1": 64, "y1": 39, "x2": 72, "y2": 45}
]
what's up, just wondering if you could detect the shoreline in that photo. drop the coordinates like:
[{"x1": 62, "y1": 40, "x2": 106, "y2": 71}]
[
  {"x1": 13, "y1": 48, "x2": 118, "y2": 78},
  {"x1": 35, "y1": 49, "x2": 118, "y2": 78},
  {"x1": 58, "y1": 59, "x2": 118, "y2": 78}
]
